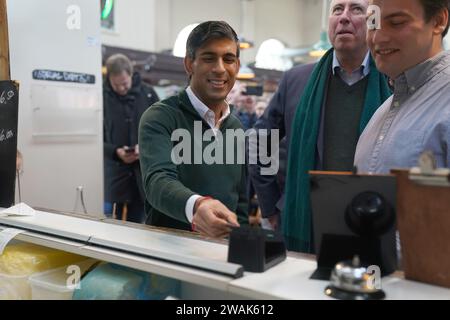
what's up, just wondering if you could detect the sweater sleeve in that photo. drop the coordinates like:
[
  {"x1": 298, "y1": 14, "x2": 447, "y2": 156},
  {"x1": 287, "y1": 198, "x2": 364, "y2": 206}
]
[{"x1": 138, "y1": 104, "x2": 196, "y2": 224}]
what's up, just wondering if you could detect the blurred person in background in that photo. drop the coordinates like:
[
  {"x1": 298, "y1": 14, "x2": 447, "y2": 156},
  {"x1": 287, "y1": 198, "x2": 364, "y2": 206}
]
[
  {"x1": 255, "y1": 99, "x2": 268, "y2": 118},
  {"x1": 228, "y1": 81, "x2": 258, "y2": 130},
  {"x1": 103, "y1": 53, "x2": 159, "y2": 223}
]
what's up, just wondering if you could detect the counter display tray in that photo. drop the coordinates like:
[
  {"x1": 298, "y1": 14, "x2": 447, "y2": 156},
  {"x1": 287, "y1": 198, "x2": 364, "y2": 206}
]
[{"x1": 0, "y1": 210, "x2": 243, "y2": 279}]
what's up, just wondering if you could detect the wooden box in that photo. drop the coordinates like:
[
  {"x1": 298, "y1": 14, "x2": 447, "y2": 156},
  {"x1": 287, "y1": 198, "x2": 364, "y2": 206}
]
[{"x1": 393, "y1": 169, "x2": 450, "y2": 288}]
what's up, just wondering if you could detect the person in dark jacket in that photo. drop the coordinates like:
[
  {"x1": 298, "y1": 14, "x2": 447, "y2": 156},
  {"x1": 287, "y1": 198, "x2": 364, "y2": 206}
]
[{"x1": 103, "y1": 53, "x2": 159, "y2": 223}]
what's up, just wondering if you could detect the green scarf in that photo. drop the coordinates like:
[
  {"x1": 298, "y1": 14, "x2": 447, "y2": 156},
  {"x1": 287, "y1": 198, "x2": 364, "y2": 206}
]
[{"x1": 283, "y1": 49, "x2": 391, "y2": 253}]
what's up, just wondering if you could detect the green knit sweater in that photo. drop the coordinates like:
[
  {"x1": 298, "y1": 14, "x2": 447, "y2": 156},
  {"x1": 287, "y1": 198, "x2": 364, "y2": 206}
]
[{"x1": 138, "y1": 90, "x2": 248, "y2": 231}]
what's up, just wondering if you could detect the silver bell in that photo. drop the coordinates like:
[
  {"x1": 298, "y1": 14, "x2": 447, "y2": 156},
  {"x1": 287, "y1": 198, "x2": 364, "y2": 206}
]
[{"x1": 324, "y1": 256, "x2": 386, "y2": 300}]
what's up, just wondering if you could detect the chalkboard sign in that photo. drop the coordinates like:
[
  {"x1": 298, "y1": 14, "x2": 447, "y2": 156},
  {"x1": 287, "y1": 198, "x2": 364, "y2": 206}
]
[
  {"x1": 0, "y1": 81, "x2": 19, "y2": 208},
  {"x1": 32, "y1": 69, "x2": 95, "y2": 84}
]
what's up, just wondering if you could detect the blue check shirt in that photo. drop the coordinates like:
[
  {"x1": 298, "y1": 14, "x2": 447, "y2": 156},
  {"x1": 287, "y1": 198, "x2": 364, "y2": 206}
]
[{"x1": 355, "y1": 50, "x2": 450, "y2": 174}]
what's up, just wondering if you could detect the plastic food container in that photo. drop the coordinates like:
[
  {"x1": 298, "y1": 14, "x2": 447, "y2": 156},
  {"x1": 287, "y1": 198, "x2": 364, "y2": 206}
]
[
  {"x1": 0, "y1": 242, "x2": 87, "y2": 300},
  {"x1": 29, "y1": 259, "x2": 99, "y2": 300}
]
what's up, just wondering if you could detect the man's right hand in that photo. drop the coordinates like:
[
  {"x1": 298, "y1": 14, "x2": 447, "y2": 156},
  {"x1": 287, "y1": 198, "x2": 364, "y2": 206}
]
[
  {"x1": 116, "y1": 146, "x2": 139, "y2": 164},
  {"x1": 192, "y1": 198, "x2": 240, "y2": 238}
]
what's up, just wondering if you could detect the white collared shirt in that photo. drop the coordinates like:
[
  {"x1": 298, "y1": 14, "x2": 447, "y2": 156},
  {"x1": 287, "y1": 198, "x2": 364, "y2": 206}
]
[
  {"x1": 184, "y1": 86, "x2": 231, "y2": 223},
  {"x1": 186, "y1": 86, "x2": 230, "y2": 136}
]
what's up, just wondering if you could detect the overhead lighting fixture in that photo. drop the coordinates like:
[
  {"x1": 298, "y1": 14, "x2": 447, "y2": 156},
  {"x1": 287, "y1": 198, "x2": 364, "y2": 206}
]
[
  {"x1": 309, "y1": 0, "x2": 332, "y2": 58},
  {"x1": 173, "y1": 23, "x2": 200, "y2": 57},
  {"x1": 309, "y1": 30, "x2": 331, "y2": 58},
  {"x1": 239, "y1": 37, "x2": 254, "y2": 50},
  {"x1": 238, "y1": 0, "x2": 254, "y2": 50},
  {"x1": 237, "y1": 64, "x2": 255, "y2": 80}
]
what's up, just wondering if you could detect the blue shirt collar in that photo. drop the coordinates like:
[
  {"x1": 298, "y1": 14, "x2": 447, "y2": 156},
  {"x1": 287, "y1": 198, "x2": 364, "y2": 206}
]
[{"x1": 332, "y1": 50, "x2": 370, "y2": 77}]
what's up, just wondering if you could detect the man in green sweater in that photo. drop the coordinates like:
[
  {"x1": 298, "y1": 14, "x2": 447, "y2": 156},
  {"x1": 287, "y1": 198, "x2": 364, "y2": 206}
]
[{"x1": 139, "y1": 21, "x2": 248, "y2": 238}]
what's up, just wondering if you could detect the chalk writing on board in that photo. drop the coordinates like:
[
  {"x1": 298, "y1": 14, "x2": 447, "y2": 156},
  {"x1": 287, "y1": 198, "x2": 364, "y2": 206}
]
[
  {"x1": 32, "y1": 69, "x2": 96, "y2": 84},
  {"x1": 0, "y1": 129, "x2": 14, "y2": 143},
  {"x1": 0, "y1": 90, "x2": 15, "y2": 105}
]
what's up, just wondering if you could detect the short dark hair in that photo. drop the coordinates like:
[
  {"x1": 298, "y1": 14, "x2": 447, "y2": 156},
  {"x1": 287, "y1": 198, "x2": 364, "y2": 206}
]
[
  {"x1": 185, "y1": 21, "x2": 240, "y2": 60},
  {"x1": 105, "y1": 53, "x2": 133, "y2": 76},
  {"x1": 420, "y1": 0, "x2": 450, "y2": 37}
]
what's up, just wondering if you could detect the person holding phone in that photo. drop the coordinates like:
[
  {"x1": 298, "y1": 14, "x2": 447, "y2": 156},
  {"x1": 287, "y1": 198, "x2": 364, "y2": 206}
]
[{"x1": 103, "y1": 54, "x2": 159, "y2": 223}]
